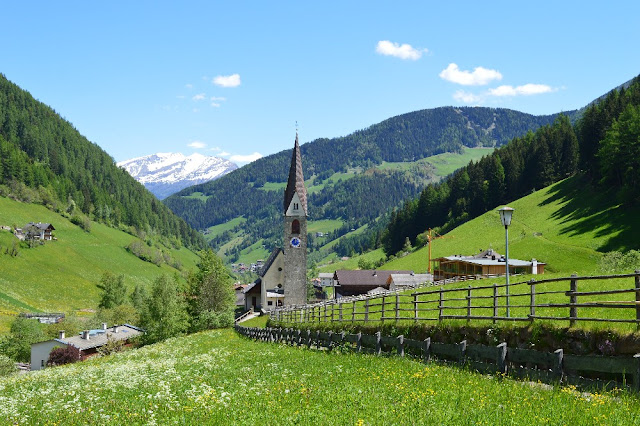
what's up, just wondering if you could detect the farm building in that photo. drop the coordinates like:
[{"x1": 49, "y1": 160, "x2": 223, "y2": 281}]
[
  {"x1": 432, "y1": 249, "x2": 544, "y2": 281},
  {"x1": 332, "y1": 270, "x2": 414, "y2": 298},
  {"x1": 30, "y1": 324, "x2": 143, "y2": 371},
  {"x1": 387, "y1": 273, "x2": 432, "y2": 291}
]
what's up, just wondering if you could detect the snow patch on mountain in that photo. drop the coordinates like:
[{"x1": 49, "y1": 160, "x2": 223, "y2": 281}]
[{"x1": 118, "y1": 152, "x2": 237, "y2": 199}]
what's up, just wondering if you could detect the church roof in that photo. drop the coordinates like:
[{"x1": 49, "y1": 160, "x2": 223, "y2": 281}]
[
  {"x1": 283, "y1": 133, "x2": 308, "y2": 215},
  {"x1": 259, "y1": 248, "x2": 282, "y2": 277}
]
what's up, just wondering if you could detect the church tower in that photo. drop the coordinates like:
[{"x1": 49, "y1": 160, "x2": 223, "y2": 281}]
[{"x1": 282, "y1": 133, "x2": 308, "y2": 306}]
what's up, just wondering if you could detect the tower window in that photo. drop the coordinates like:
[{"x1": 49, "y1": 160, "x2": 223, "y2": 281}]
[
  {"x1": 293, "y1": 203, "x2": 299, "y2": 210},
  {"x1": 292, "y1": 219, "x2": 300, "y2": 234}
]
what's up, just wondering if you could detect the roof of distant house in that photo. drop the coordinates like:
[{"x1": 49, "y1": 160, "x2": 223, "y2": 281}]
[
  {"x1": 54, "y1": 324, "x2": 143, "y2": 351},
  {"x1": 26, "y1": 222, "x2": 55, "y2": 231},
  {"x1": 334, "y1": 270, "x2": 414, "y2": 287},
  {"x1": 388, "y1": 274, "x2": 432, "y2": 287}
]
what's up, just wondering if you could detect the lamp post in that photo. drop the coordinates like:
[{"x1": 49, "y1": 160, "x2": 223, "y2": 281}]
[{"x1": 498, "y1": 207, "x2": 514, "y2": 317}]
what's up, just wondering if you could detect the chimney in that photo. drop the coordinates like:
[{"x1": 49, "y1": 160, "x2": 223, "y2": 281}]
[
  {"x1": 102, "y1": 323, "x2": 107, "y2": 331},
  {"x1": 59, "y1": 330, "x2": 65, "y2": 339},
  {"x1": 82, "y1": 330, "x2": 90, "y2": 340},
  {"x1": 531, "y1": 259, "x2": 538, "y2": 275},
  {"x1": 113, "y1": 326, "x2": 118, "y2": 333}
]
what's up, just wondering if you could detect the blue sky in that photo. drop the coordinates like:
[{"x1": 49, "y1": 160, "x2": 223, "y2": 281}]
[{"x1": 3, "y1": 1, "x2": 639, "y2": 164}]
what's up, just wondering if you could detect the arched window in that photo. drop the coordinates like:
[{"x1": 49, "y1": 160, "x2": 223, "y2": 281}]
[{"x1": 291, "y1": 219, "x2": 300, "y2": 234}]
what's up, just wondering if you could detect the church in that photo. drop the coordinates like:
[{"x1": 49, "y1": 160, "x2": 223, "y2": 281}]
[{"x1": 243, "y1": 134, "x2": 308, "y2": 310}]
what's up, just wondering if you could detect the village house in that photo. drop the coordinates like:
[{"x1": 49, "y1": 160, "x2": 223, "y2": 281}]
[
  {"x1": 432, "y1": 248, "x2": 545, "y2": 281},
  {"x1": 30, "y1": 324, "x2": 143, "y2": 371},
  {"x1": 15, "y1": 222, "x2": 55, "y2": 241},
  {"x1": 332, "y1": 270, "x2": 415, "y2": 298},
  {"x1": 387, "y1": 273, "x2": 433, "y2": 291}
]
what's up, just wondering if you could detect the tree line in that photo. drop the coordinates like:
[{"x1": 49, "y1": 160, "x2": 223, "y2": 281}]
[
  {"x1": 381, "y1": 75, "x2": 640, "y2": 255},
  {"x1": 0, "y1": 74, "x2": 205, "y2": 249}
]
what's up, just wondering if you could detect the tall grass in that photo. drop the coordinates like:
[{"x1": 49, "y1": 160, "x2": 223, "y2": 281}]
[{"x1": 1, "y1": 329, "x2": 637, "y2": 424}]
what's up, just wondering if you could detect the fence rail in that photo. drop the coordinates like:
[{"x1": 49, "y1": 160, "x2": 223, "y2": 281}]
[
  {"x1": 235, "y1": 325, "x2": 640, "y2": 391},
  {"x1": 269, "y1": 272, "x2": 640, "y2": 328}
]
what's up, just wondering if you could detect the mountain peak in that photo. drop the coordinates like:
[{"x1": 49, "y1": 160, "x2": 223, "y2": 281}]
[{"x1": 118, "y1": 152, "x2": 237, "y2": 199}]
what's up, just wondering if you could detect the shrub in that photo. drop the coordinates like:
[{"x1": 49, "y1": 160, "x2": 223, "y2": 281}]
[
  {"x1": 47, "y1": 345, "x2": 81, "y2": 366},
  {"x1": 0, "y1": 354, "x2": 16, "y2": 377}
]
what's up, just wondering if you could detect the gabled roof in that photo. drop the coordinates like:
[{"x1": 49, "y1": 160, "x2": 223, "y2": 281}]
[
  {"x1": 334, "y1": 270, "x2": 414, "y2": 287},
  {"x1": 26, "y1": 222, "x2": 55, "y2": 231},
  {"x1": 259, "y1": 248, "x2": 282, "y2": 277},
  {"x1": 243, "y1": 278, "x2": 261, "y2": 294},
  {"x1": 283, "y1": 133, "x2": 308, "y2": 215}
]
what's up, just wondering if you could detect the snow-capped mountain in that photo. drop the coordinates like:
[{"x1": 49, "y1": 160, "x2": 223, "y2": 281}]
[{"x1": 117, "y1": 153, "x2": 237, "y2": 199}]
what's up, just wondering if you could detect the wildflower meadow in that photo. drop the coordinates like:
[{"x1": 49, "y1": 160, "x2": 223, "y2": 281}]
[{"x1": 1, "y1": 329, "x2": 639, "y2": 424}]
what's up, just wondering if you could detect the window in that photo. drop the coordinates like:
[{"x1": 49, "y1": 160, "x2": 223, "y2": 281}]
[
  {"x1": 292, "y1": 219, "x2": 300, "y2": 234},
  {"x1": 293, "y1": 203, "x2": 299, "y2": 210},
  {"x1": 268, "y1": 301, "x2": 273, "y2": 306}
]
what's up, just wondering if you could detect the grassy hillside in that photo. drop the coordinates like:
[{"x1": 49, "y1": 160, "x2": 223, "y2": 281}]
[
  {"x1": 1, "y1": 328, "x2": 637, "y2": 424},
  {"x1": 382, "y1": 175, "x2": 640, "y2": 276},
  {"x1": 0, "y1": 196, "x2": 200, "y2": 332}
]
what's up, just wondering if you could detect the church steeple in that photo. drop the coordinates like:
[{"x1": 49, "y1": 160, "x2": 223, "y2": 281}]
[{"x1": 283, "y1": 133, "x2": 308, "y2": 215}]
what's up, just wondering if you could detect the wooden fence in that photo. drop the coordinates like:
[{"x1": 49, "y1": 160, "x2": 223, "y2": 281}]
[
  {"x1": 235, "y1": 324, "x2": 640, "y2": 391},
  {"x1": 270, "y1": 272, "x2": 640, "y2": 328}
]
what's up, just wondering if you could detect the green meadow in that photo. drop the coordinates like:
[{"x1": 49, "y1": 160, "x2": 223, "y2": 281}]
[
  {"x1": 1, "y1": 328, "x2": 637, "y2": 425},
  {"x1": 0, "y1": 196, "x2": 200, "y2": 332}
]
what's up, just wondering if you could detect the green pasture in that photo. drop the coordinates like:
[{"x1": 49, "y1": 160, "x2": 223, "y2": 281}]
[
  {"x1": 424, "y1": 147, "x2": 495, "y2": 177},
  {"x1": 204, "y1": 217, "x2": 246, "y2": 241},
  {"x1": 1, "y1": 328, "x2": 636, "y2": 424},
  {"x1": 182, "y1": 191, "x2": 209, "y2": 201},
  {"x1": 0, "y1": 197, "x2": 200, "y2": 333}
]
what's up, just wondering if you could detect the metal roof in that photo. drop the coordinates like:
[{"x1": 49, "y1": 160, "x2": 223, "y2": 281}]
[
  {"x1": 334, "y1": 270, "x2": 413, "y2": 287},
  {"x1": 56, "y1": 324, "x2": 143, "y2": 351}
]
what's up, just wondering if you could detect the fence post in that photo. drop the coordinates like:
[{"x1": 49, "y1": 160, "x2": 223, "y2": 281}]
[
  {"x1": 352, "y1": 301, "x2": 356, "y2": 323},
  {"x1": 327, "y1": 331, "x2": 333, "y2": 352},
  {"x1": 397, "y1": 335, "x2": 405, "y2": 357},
  {"x1": 493, "y1": 284, "x2": 498, "y2": 323},
  {"x1": 356, "y1": 331, "x2": 362, "y2": 353},
  {"x1": 466, "y1": 285, "x2": 472, "y2": 322},
  {"x1": 381, "y1": 295, "x2": 386, "y2": 323},
  {"x1": 307, "y1": 329, "x2": 312, "y2": 348},
  {"x1": 497, "y1": 342, "x2": 507, "y2": 374},
  {"x1": 554, "y1": 349, "x2": 564, "y2": 381},
  {"x1": 635, "y1": 271, "x2": 640, "y2": 330},
  {"x1": 339, "y1": 302, "x2": 343, "y2": 322},
  {"x1": 529, "y1": 279, "x2": 536, "y2": 321},
  {"x1": 375, "y1": 331, "x2": 382, "y2": 356},
  {"x1": 365, "y1": 298, "x2": 370, "y2": 322},
  {"x1": 395, "y1": 293, "x2": 400, "y2": 323},
  {"x1": 569, "y1": 274, "x2": 578, "y2": 327},
  {"x1": 423, "y1": 337, "x2": 431, "y2": 363},
  {"x1": 324, "y1": 304, "x2": 327, "y2": 323},
  {"x1": 414, "y1": 293, "x2": 419, "y2": 322},
  {"x1": 438, "y1": 286, "x2": 444, "y2": 322}
]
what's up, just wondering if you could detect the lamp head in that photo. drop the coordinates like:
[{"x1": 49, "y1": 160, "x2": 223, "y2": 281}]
[{"x1": 498, "y1": 206, "x2": 514, "y2": 228}]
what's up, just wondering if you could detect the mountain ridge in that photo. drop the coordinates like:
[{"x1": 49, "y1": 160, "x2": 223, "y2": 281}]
[{"x1": 118, "y1": 152, "x2": 237, "y2": 199}]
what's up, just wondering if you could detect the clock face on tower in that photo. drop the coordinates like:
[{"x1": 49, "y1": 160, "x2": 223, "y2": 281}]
[{"x1": 290, "y1": 237, "x2": 301, "y2": 248}]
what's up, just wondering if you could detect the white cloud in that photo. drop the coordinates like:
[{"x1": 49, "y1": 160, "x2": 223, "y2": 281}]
[
  {"x1": 453, "y1": 90, "x2": 483, "y2": 104},
  {"x1": 376, "y1": 40, "x2": 426, "y2": 60},
  {"x1": 213, "y1": 74, "x2": 241, "y2": 88},
  {"x1": 211, "y1": 102, "x2": 221, "y2": 108},
  {"x1": 229, "y1": 152, "x2": 263, "y2": 164},
  {"x1": 439, "y1": 63, "x2": 503, "y2": 86},
  {"x1": 176, "y1": 95, "x2": 186, "y2": 99},
  {"x1": 488, "y1": 84, "x2": 555, "y2": 97},
  {"x1": 188, "y1": 141, "x2": 207, "y2": 149},
  {"x1": 219, "y1": 151, "x2": 231, "y2": 157},
  {"x1": 192, "y1": 93, "x2": 206, "y2": 101},
  {"x1": 185, "y1": 83, "x2": 193, "y2": 89},
  {"x1": 211, "y1": 96, "x2": 226, "y2": 102},
  {"x1": 209, "y1": 146, "x2": 222, "y2": 152}
]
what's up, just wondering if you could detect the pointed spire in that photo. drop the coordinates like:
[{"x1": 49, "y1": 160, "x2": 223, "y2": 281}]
[{"x1": 283, "y1": 133, "x2": 308, "y2": 214}]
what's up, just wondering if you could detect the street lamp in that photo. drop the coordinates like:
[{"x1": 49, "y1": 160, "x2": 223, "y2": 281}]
[{"x1": 498, "y1": 207, "x2": 514, "y2": 317}]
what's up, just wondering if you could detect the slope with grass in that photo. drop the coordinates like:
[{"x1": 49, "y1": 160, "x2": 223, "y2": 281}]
[
  {"x1": 1, "y1": 328, "x2": 637, "y2": 424},
  {"x1": 381, "y1": 175, "x2": 639, "y2": 276},
  {"x1": 0, "y1": 196, "x2": 200, "y2": 332}
]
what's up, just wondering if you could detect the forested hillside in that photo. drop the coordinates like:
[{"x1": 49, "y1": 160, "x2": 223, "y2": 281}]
[
  {"x1": 0, "y1": 74, "x2": 204, "y2": 249},
  {"x1": 382, "y1": 74, "x2": 640, "y2": 255},
  {"x1": 165, "y1": 107, "x2": 564, "y2": 259}
]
